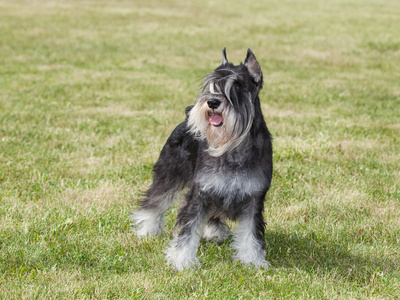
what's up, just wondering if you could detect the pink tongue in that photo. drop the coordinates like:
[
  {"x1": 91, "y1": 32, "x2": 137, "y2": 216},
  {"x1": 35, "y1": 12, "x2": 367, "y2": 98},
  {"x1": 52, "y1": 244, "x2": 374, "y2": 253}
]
[{"x1": 209, "y1": 114, "x2": 223, "y2": 126}]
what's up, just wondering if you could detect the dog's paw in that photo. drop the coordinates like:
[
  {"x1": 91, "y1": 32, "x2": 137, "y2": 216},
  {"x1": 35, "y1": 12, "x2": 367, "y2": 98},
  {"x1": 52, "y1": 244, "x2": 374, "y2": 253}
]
[
  {"x1": 232, "y1": 250, "x2": 271, "y2": 270},
  {"x1": 165, "y1": 252, "x2": 200, "y2": 271},
  {"x1": 129, "y1": 210, "x2": 164, "y2": 237},
  {"x1": 165, "y1": 242, "x2": 201, "y2": 271},
  {"x1": 166, "y1": 257, "x2": 201, "y2": 272},
  {"x1": 234, "y1": 257, "x2": 271, "y2": 270},
  {"x1": 254, "y1": 259, "x2": 271, "y2": 269}
]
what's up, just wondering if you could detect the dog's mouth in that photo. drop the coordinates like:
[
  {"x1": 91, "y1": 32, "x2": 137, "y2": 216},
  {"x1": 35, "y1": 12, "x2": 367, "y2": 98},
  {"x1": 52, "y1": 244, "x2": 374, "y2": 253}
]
[{"x1": 208, "y1": 113, "x2": 223, "y2": 127}]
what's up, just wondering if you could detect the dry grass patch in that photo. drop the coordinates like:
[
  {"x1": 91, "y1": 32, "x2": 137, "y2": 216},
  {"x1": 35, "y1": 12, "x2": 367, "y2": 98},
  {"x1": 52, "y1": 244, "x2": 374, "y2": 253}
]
[{"x1": 61, "y1": 184, "x2": 132, "y2": 211}]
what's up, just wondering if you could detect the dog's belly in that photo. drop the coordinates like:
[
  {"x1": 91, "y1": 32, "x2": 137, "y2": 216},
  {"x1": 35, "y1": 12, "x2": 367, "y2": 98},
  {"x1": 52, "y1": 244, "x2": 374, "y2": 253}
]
[{"x1": 195, "y1": 168, "x2": 266, "y2": 200}]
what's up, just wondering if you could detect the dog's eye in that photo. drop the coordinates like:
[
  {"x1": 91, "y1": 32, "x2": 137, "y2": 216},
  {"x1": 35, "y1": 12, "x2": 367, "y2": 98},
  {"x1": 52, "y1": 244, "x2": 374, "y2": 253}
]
[{"x1": 235, "y1": 84, "x2": 241, "y2": 92}]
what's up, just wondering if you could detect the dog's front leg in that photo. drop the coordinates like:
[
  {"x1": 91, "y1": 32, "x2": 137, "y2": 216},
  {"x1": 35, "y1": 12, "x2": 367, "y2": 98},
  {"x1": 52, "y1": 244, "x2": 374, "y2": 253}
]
[
  {"x1": 231, "y1": 197, "x2": 271, "y2": 269},
  {"x1": 165, "y1": 189, "x2": 208, "y2": 271}
]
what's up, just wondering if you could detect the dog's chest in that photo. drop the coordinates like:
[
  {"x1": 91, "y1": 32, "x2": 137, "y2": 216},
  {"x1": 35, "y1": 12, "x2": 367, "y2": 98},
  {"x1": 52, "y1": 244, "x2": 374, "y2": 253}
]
[{"x1": 195, "y1": 165, "x2": 265, "y2": 199}]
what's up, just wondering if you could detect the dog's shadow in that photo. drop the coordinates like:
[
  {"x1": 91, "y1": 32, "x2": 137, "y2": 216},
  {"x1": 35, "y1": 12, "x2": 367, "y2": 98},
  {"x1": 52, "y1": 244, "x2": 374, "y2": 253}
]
[
  {"x1": 199, "y1": 227, "x2": 396, "y2": 284},
  {"x1": 260, "y1": 229, "x2": 397, "y2": 283}
]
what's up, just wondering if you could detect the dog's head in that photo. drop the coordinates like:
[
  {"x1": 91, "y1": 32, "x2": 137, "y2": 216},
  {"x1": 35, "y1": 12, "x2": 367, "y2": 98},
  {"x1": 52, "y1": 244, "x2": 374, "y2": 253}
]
[{"x1": 188, "y1": 48, "x2": 263, "y2": 157}]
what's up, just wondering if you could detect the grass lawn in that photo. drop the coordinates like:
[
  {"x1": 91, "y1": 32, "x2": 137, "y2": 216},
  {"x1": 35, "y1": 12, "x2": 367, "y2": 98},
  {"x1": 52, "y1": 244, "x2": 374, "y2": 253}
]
[{"x1": 1, "y1": 0, "x2": 399, "y2": 298}]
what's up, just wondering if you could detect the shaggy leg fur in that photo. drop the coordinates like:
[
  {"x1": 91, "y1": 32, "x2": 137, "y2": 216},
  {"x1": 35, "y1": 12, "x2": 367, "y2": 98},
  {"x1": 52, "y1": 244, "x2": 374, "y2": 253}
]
[
  {"x1": 202, "y1": 216, "x2": 230, "y2": 243},
  {"x1": 130, "y1": 189, "x2": 178, "y2": 237},
  {"x1": 165, "y1": 188, "x2": 208, "y2": 270},
  {"x1": 231, "y1": 198, "x2": 270, "y2": 269}
]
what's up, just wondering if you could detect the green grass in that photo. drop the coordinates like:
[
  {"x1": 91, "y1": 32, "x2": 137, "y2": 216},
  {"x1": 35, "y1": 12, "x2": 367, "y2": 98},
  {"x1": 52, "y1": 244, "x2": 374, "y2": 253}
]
[{"x1": 1, "y1": 0, "x2": 399, "y2": 298}]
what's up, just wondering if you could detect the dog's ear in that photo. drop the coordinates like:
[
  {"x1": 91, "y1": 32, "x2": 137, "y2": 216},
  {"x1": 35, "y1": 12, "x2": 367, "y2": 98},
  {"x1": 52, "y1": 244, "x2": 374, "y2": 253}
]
[
  {"x1": 221, "y1": 47, "x2": 228, "y2": 65},
  {"x1": 244, "y1": 49, "x2": 263, "y2": 86}
]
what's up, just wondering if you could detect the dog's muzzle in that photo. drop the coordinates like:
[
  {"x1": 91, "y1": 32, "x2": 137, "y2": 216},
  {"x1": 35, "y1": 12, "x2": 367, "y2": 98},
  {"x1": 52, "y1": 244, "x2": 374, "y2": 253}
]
[{"x1": 207, "y1": 98, "x2": 223, "y2": 127}]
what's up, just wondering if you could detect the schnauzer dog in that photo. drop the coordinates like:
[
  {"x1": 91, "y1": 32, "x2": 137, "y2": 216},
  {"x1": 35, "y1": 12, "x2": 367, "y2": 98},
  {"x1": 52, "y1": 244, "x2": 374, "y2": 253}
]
[{"x1": 131, "y1": 48, "x2": 273, "y2": 271}]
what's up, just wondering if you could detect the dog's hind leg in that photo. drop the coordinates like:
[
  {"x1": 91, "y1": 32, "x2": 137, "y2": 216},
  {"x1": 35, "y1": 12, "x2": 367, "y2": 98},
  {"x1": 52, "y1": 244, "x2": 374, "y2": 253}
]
[
  {"x1": 130, "y1": 121, "x2": 197, "y2": 237},
  {"x1": 202, "y1": 215, "x2": 230, "y2": 243},
  {"x1": 130, "y1": 180, "x2": 181, "y2": 237}
]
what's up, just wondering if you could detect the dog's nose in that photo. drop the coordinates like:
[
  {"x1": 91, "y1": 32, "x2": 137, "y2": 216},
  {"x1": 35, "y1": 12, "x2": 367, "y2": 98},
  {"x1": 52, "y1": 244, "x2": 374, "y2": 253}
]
[{"x1": 207, "y1": 98, "x2": 221, "y2": 109}]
